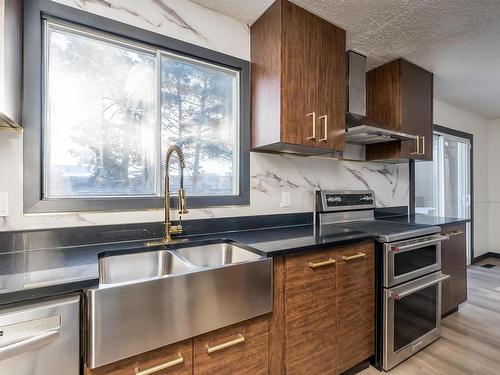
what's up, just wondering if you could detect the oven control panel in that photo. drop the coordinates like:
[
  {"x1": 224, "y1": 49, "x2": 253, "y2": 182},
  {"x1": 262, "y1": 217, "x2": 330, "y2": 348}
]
[{"x1": 318, "y1": 190, "x2": 375, "y2": 211}]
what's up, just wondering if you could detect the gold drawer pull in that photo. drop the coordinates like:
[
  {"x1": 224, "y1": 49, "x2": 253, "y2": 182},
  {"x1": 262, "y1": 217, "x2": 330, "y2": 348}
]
[
  {"x1": 306, "y1": 112, "x2": 316, "y2": 140},
  {"x1": 206, "y1": 334, "x2": 245, "y2": 354},
  {"x1": 308, "y1": 258, "x2": 336, "y2": 269},
  {"x1": 342, "y1": 252, "x2": 366, "y2": 262},
  {"x1": 420, "y1": 136, "x2": 426, "y2": 155},
  {"x1": 135, "y1": 353, "x2": 183, "y2": 375},
  {"x1": 443, "y1": 230, "x2": 464, "y2": 237}
]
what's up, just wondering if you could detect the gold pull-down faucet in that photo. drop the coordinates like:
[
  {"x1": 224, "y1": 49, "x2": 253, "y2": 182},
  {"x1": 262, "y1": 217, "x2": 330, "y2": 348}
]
[{"x1": 146, "y1": 145, "x2": 188, "y2": 246}]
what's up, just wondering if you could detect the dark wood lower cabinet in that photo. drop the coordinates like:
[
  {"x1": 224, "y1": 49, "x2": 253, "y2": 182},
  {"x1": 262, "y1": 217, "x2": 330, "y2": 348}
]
[
  {"x1": 84, "y1": 339, "x2": 192, "y2": 375},
  {"x1": 193, "y1": 316, "x2": 269, "y2": 375},
  {"x1": 284, "y1": 248, "x2": 338, "y2": 374},
  {"x1": 270, "y1": 241, "x2": 375, "y2": 375},
  {"x1": 85, "y1": 317, "x2": 269, "y2": 375},
  {"x1": 441, "y1": 222, "x2": 468, "y2": 316},
  {"x1": 337, "y1": 242, "x2": 375, "y2": 373}
]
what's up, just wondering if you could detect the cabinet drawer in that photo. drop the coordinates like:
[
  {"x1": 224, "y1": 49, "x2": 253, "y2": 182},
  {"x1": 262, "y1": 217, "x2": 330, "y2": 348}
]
[
  {"x1": 194, "y1": 316, "x2": 269, "y2": 375},
  {"x1": 337, "y1": 241, "x2": 375, "y2": 373},
  {"x1": 84, "y1": 339, "x2": 192, "y2": 375}
]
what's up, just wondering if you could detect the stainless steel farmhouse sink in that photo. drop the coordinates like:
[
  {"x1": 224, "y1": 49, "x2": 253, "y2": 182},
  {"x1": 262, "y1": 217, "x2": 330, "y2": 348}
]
[
  {"x1": 99, "y1": 249, "x2": 192, "y2": 284},
  {"x1": 175, "y1": 242, "x2": 261, "y2": 267},
  {"x1": 86, "y1": 240, "x2": 272, "y2": 369}
]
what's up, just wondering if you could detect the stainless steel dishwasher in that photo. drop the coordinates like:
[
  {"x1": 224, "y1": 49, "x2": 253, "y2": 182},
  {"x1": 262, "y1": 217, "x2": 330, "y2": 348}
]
[{"x1": 0, "y1": 294, "x2": 80, "y2": 375}]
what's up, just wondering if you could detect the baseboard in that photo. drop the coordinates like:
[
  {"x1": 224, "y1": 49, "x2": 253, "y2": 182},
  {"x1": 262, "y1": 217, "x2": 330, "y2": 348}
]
[
  {"x1": 340, "y1": 359, "x2": 371, "y2": 375},
  {"x1": 473, "y1": 253, "x2": 490, "y2": 263},
  {"x1": 473, "y1": 252, "x2": 500, "y2": 263}
]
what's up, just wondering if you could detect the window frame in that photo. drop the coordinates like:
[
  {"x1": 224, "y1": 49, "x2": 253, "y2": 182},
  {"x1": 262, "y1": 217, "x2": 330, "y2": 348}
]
[{"x1": 23, "y1": 0, "x2": 250, "y2": 213}]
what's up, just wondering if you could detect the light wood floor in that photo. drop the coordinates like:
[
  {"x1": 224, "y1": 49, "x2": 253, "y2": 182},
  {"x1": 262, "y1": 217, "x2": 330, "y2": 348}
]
[{"x1": 360, "y1": 258, "x2": 500, "y2": 375}]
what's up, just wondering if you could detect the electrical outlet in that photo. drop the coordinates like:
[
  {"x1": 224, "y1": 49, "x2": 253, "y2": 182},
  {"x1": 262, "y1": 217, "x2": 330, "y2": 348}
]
[
  {"x1": 0, "y1": 192, "x2": 9, "y2": 217},
  {"x1": 280, "y1": 191, "x2": 291, "y2": 208}
]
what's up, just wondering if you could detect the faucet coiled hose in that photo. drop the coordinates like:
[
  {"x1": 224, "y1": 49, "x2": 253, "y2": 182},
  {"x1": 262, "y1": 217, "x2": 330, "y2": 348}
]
[{"x1": 165, "y1": 145, "x2": 186, "y2": 187}]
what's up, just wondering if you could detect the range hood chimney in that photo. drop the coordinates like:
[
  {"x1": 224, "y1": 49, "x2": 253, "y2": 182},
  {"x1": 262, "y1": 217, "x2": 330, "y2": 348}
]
[{"x1": 344, "y1": 51, "x2": 415, "y2": 145}]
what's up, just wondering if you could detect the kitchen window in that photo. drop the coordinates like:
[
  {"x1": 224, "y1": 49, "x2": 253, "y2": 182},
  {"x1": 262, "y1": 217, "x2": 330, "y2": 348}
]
[{"x1": 23, "y1": 0, "x2": 249, "y2": 213}]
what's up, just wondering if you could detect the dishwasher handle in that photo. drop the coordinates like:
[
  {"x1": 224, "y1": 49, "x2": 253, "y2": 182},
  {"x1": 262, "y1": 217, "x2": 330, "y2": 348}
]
[{"x1": 0, "y1": 330, "x2": 59, "y2": 361}]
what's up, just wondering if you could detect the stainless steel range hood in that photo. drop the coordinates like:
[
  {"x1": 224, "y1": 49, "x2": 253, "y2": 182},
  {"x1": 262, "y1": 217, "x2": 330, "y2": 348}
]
[
  {"x1": 346, "y1": 121, "x2": 417, "y2": 144},
  {"x1": 345, "y1": 51, "x2": 415, "y2": 145}
]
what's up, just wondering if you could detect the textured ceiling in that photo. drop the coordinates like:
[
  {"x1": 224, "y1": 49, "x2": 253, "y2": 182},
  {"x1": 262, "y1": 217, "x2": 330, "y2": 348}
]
[{"x1": 191, "y1": 0, "x2": 500, "y2": 119}]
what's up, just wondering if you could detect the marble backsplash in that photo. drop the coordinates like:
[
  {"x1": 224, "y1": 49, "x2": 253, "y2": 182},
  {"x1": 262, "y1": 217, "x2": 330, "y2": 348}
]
[
  {"x1": 0, "y1": 150, "x2": 409, "y2": 231},
  {"x1": 55, "y1": 0, "x2": 250, "y2": 60}
]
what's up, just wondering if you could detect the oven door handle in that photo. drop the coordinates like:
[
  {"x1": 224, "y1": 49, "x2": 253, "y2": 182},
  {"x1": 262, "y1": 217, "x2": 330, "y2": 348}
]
[
  {"x1": 390, "y1": 235, "x2": 449, "y2": 253},
  {"x1": 388, "y1": 273, "x2": 450, "y2": 300}
]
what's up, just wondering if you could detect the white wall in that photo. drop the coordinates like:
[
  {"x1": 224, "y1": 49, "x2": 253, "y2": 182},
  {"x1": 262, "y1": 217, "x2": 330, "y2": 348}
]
[
  {"x1": 434, "y1": 99, "x2": 490, "y2": 256},
  {"x1": 0, "y1": 0, "x2": 409, "y2": 231},
  {"x1": 487, "y1": 118, "x2": 500, "y2": 253},
  {"x1": 0, "y1": 0, "x2": 4, "y2": 112}
]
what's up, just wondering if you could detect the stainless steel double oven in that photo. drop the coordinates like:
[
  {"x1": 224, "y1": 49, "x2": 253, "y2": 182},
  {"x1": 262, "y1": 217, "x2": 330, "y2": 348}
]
[
  {"x1": 315, "y1": 189, "x2": 451, "y2": 371},
  {"x1": 381, "y1": 234, "x2": 449, "y2": 371}
]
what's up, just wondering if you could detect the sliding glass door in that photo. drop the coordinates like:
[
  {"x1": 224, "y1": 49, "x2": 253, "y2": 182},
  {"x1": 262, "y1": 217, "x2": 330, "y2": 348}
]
[
  {"x1": 414, "y1": 129, "x2": 472, "y2": 262},
  {"x1": 415, "y1": 132, "x2": 471, "y2": 218}
]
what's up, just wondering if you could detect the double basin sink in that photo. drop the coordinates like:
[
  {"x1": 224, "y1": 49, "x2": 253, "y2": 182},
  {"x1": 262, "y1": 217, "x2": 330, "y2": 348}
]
[
  {"x1": 99, "y1": 242, "x2": 263, "y2": 284},
  {"x1": 86, "y1": 240, "x2": 272, "y2": 369}
]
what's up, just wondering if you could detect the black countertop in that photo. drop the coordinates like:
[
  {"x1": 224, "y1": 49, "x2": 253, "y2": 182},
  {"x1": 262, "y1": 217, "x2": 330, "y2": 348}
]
[
  {"x1": 0, "y1": 224, "x2": 376, "y2": 306},
  {"x1": 1, "y1": 212, "x2": 470, "y2": 306},
  {"x1": 380, "y1": 214, "x2": 470, "y2": 226}
]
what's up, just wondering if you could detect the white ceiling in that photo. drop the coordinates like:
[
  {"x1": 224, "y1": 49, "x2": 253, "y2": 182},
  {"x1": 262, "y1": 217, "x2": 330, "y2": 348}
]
[{"x1": 192, "y1": 0, "x2": 500, "y2": 119}]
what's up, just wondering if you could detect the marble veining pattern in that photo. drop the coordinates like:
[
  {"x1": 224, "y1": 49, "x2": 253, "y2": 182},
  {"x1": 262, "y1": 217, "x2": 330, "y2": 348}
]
[
  {"x1": 54, "y1": 0, "x2": 250, "y2": 60},
  {"x1": 245, "y1": 154, "x2": 408, "y2": 209},
  {"x1": 0, "y1": 152, "x2": 408, "y2": 231},
  {"x1": 0, "y1": 218, "x2": 12, "y2": 231}
]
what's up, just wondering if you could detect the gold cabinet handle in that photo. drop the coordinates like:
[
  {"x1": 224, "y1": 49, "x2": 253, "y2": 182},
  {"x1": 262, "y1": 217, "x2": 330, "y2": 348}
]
[
  {"x1": 306, "y1": 112, "x2": 316, "y2": 140},
  {"x1": 308, "y1": 258, "x2": 336, "y2": 269},
  {"x1": 442, "y1": 230, "x2": 464, "y2": 237},
  {"x1": 420, "y1": 136, "x2": 425, "y2": 155},
  {"x1": 206, "y1": 334, "x2": 245, "y2": 354},
  {"x1": 135, "y1": 353, "x2": 183, "y2": 375},
  {"x1": 411, "y1": 136, "x2": 420, "y2": 155},
  {"x1": 341, "y1": 252, "x2": 366, "y2": 262},
  {"x1": 318, "y1": 114, "x2": 328, "y2": 142}
]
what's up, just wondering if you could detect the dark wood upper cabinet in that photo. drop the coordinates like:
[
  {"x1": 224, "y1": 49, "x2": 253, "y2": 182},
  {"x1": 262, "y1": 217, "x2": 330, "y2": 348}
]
[
  {"x1": 366, "y1": 59, "x2": 433, "y2": 161},
  {"x1": 251, "y1": 0, "x2": 346, "y2": 155}
]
